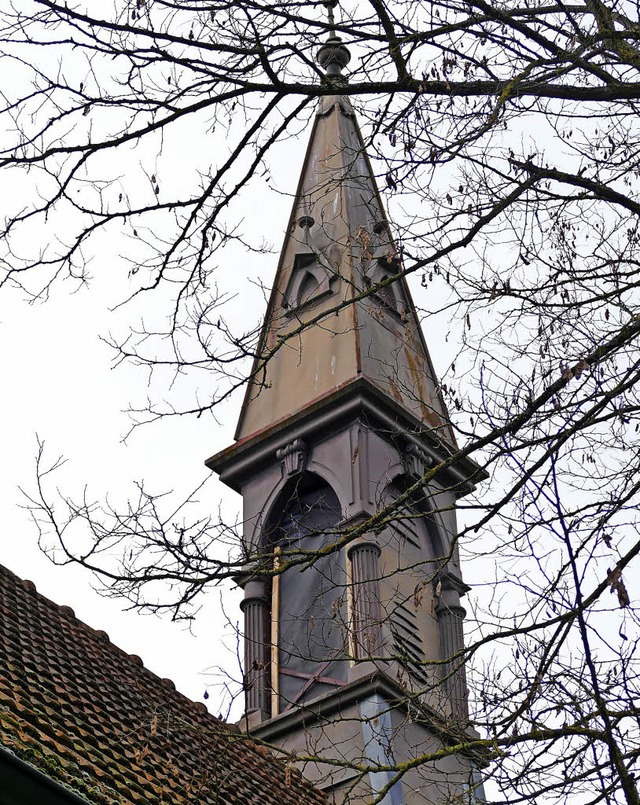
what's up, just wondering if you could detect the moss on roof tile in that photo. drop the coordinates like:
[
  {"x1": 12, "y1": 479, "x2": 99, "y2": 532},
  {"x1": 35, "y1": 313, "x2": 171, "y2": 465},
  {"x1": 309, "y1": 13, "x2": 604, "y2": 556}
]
[{"x1": 0, "y1": 564, "x2": 326, "y2": 805}]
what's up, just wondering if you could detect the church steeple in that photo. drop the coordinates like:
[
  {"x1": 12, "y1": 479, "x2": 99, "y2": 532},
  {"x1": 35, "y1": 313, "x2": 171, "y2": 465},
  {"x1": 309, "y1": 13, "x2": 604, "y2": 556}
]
[
  {"x1": 207, "y1": 13, "x2": 485, "y2": 803},
  {"x1": 233, "y1": 81, "x2": 455, "y2": 453}
]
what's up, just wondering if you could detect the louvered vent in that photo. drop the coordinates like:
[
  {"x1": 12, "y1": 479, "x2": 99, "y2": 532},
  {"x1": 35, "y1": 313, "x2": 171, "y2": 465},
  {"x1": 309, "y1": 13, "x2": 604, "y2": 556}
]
[
  {"x1": 390, "y1": 602, "x2": 429, "y2": 685},
  {"x1": 391, "y1": 519, "x2": 421, "y2": 552}
]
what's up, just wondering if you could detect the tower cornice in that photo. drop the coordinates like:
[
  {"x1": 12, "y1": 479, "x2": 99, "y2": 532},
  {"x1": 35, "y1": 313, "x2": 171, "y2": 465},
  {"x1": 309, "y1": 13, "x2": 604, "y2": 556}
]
[
  {"x1": 207, "y1": 376, "x2": 485, "y2": 494},
  {"x1": 246, "y1": 668, "x2": 482, "y2": 750}
]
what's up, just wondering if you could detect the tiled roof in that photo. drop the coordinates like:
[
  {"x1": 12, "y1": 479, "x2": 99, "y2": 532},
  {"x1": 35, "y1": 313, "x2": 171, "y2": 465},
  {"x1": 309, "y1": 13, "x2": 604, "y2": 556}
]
[{"x1": 0, "y1": 564, "x2": 326, "y2": 805}]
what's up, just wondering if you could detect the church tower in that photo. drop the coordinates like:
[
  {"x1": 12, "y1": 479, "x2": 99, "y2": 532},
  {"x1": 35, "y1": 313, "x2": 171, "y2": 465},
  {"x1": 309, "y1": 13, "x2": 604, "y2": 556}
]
[{"x1": 207, "y1": 15, "x2": 485, "y2": 804}]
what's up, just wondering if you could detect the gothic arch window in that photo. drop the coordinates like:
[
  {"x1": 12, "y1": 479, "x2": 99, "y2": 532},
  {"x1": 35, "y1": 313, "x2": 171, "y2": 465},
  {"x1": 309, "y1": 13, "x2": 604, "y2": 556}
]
[
  {"x1": 365, "y1": 256, "x2": 406, "y2": 318},
  {"x1": 297, "y1": 270, "x2": 320, "y2": 307},
  {"x1": 284, "y1": 253, "x2": 334, "y2": 313},
  {"x1": 269, "y1": 475, "x2": 348, "y2": 713},
  {"x1": 376, "y1": 278, "x2": 399, "y2": 313}
]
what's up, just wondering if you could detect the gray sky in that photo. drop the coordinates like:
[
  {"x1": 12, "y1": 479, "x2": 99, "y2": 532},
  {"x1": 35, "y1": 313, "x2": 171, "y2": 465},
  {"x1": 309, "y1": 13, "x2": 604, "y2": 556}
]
[
  {"x1": 0, "y1": 268, "x2": 243, "y2": 711},
  {"x1": 0, "y1": 143, "x2": 307, "y2": 717}
]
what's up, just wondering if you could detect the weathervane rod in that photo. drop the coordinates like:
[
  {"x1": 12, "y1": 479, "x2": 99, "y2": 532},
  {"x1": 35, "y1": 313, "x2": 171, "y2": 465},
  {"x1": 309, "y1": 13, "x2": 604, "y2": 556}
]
[{"x1": 324, "y1": 0, "x2": 336, "y2": 33}]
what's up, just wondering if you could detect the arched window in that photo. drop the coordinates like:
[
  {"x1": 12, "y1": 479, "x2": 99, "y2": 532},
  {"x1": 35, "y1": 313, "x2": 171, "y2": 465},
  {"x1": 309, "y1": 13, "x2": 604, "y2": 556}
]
[
  {"x1": 271, "y1": 476, "x2": 347, "y2": 712},
  {"x1": 376, "y1": 278, "x2": 399, "y2": 313},
  {"x1": 364, "y1": 256, "x2": 406, "y2": 318},
  {"x1": 283, "y1": 253, "x2": 334, "y2": 313}
]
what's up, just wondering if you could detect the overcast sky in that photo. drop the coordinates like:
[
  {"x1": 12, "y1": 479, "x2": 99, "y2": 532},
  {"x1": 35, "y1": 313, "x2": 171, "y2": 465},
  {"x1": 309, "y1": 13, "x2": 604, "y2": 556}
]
[{"x1": 0, "y1": 267, "x2": 236, "y2": 713}]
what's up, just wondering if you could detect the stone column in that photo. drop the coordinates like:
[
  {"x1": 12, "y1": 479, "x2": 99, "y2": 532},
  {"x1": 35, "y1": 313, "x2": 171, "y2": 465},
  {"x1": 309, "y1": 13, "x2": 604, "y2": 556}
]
[
  {"x1": 436, "y1": 578, "x2": 469, "y2": 721},
  {"x1": 240, "y1": 577, "x2": 271, "y2": 719},
  {"x1": 348, "y1": 541, "x2": 383, "y2": 659}
]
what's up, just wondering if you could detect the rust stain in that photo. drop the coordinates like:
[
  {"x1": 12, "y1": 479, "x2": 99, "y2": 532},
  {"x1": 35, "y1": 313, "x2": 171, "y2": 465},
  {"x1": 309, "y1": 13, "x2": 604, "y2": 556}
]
[
  {"x1": 386, "y1": 374, "x2": 404, "y2": 404},
  {"x1": 404, "y1": 347, "x2": 442, "y2": 428}
]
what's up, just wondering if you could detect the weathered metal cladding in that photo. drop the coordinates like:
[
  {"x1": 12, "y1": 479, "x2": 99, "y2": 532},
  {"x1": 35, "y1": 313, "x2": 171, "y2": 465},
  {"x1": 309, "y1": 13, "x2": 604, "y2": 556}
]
[{"x1": 235, "y1": 94, "x2": 454, "y2": 448}]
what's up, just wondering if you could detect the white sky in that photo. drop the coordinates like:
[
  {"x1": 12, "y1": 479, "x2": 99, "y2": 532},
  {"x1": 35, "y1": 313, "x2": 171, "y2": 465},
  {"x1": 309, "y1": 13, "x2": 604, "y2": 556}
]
[{"x1": 0, "y1": 267, "x2": 240, "y2": 713}]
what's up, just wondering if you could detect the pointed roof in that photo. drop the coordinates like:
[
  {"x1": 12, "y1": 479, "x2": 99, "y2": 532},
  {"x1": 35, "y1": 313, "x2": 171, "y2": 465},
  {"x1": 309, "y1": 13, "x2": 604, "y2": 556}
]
[{"x1": 232, "y1": 93, "x2": 455, "y2": 450}]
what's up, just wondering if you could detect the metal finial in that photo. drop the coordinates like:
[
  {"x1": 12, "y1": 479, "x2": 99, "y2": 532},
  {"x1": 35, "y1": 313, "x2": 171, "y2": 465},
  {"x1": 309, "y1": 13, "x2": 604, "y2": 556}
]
[
  {"x1": 297, "y1": 215, "x2": 315, "y2": 229},
  {"x1": 324, "y1": 0, "x2": 338, "y2": 32},
  {"x1": 317, "y1": 0, "x2": 351, "y2": 79}
]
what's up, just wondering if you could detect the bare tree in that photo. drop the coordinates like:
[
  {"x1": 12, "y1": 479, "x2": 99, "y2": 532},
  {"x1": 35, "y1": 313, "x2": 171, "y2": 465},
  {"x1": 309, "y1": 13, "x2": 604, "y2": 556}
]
[{"x1": 5, "y1": 2, "x2": 640, "y2": 804}]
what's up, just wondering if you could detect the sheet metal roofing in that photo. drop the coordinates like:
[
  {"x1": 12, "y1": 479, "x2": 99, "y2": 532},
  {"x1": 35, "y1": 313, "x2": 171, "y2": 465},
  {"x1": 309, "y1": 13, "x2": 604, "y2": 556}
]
[
  {"x1": 0, "y1": 563, "x2": 326, "y2": 805},
  {"x1": 233, "y1": 94, "x2": 455, "y2": 450}
]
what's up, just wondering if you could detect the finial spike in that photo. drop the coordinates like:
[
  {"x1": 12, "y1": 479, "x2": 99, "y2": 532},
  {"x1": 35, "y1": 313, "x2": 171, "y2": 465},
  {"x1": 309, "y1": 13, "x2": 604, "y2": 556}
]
[
  {"x1": 324, "y1": 0, "x2": 337, "y2": 32},
  {"x1": 317, "y1": 1, "x2": 351, "y2": 79}
]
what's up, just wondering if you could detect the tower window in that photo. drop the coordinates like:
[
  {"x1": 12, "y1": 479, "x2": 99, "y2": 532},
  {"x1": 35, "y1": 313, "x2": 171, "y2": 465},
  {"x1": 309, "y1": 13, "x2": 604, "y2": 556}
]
[
  {"x1": 284, "y1": 252, "x2": 335, "y2": 313},
  {"x1": 375, "y1": 277, "x2": 399, "y2": 313},
  {"x1": 365, "y1": 256, "x2": 405, "y2": 318},
  {"x1": 296, "y1": 270, "x2": 320, "y2": 307},
  {"x1": 270, "y1": 478, "x2": 347, "y2": 712}
]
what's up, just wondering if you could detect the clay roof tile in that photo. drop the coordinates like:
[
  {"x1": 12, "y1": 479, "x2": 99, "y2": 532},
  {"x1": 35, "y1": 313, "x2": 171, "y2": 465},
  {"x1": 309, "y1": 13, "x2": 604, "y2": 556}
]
[{"x1": 0, "y1": 563, "x2": 326, "y2": 805}]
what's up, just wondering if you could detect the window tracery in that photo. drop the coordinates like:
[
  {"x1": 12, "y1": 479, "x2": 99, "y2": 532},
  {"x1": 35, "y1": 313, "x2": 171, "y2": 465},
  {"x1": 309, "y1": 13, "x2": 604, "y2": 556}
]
[{"x1": 284, "y1": 252, "x2": 334, "y2": 312}]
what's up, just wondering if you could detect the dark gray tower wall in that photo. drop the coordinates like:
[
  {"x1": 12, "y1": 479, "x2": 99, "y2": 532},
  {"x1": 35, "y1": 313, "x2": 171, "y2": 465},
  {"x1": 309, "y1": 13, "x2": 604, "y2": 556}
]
[{"x1": 210, "y1": 414, "x2": 482, "y2": 802}]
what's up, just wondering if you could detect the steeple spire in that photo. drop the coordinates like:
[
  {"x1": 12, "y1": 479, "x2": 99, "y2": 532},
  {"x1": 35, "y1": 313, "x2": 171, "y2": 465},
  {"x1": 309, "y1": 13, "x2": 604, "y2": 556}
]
[
  {"x1": 225, "y1": 88, "x2": 457, "y2": 453},
  {"x1": 210, "y1": 0, "x2": 457, "y2": 456}
]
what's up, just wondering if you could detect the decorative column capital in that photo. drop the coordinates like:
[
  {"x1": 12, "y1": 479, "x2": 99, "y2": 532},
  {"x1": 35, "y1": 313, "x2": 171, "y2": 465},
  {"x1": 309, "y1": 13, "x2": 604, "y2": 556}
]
[
  {"x1": 402, "y1": 443, "x2": 435, "y2": 481},
  {"x1": 435, "y1": 570, "x2": 469, "y2": 617},
  {"x1": 276, "y1": 438, "x2": 307, "y2": 477},
  {"x1": 435, "y1": 570, "x2": 470, "y2": 596},
  {"x1": 435, "y1": 600, "x2": 467, "y2": 619},
  {"x1": 347, "y1": 540, "x2": 381, "y2": 561},
  {"x1": 240, "y1": 577, "x2": 270, "y2": 609}
]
